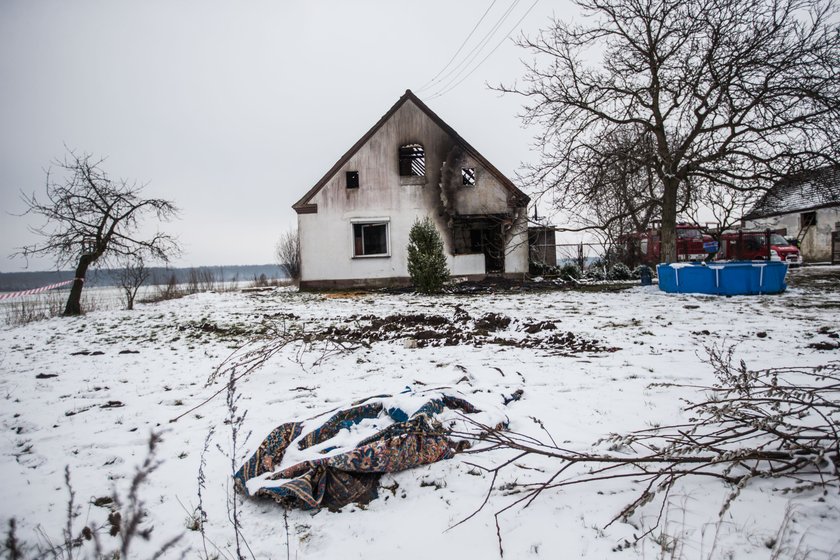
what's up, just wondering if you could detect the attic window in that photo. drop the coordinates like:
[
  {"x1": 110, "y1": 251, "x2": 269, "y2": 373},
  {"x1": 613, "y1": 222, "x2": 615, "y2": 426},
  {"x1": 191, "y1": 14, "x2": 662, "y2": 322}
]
[
  {"x1": 462, "y1": 168, "x2": 476, "y2": 186},
  {"x1": 399, "y1": 144, "x2": 425, "y2": 177},
  {"x1": 346, "y1": 171, "x2": 359, "y2": 189},
  {"x1": 800, "y1": 211, "x2": 817, "y2": 228}
]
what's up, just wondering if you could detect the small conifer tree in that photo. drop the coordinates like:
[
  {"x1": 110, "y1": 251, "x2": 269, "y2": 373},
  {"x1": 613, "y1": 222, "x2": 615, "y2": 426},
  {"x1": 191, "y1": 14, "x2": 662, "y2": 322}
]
[{"x1": 407, "y1": 217, "x2": 450, "y2": 294}]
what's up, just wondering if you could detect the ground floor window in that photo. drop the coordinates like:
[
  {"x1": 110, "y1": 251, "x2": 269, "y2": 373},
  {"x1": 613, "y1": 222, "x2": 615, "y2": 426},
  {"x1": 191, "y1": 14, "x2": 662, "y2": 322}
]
[{"x1": 353, "y1": 221, "x2": 389, "y2": 257}]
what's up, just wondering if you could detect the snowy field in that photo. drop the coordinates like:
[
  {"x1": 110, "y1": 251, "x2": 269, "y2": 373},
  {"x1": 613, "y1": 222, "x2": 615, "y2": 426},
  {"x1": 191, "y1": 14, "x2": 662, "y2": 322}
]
[{"x1": 1, "y1": 267, "x2": 838, "y2": 559}]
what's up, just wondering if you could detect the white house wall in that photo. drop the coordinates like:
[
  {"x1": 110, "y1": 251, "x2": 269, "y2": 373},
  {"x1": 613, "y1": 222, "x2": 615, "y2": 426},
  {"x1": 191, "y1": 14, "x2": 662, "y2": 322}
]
[
  {"x1": 298, "y1": 99, "x2": 527, "y2": 287},
  {"x1": 506, "y1": 213, "x2": 530, "y2": 274},
  {"x1": 743, "y1": 206, "x2": 840, "y2": 262}
]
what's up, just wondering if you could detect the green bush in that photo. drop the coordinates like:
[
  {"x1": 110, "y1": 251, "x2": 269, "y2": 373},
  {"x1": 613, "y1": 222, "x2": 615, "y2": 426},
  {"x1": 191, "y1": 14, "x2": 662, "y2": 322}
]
[
  {"x1": 633, "y1": 264, "x2": 654, "y2": 279},
  {"x1": 559, "y1": 263, "x2": 581, "y2": 281},
  {"x1": 529, "y1": 260, "x2": 558, "y2": 277},
  {"x1": 584, "y1": 258, "x2": 607, "y2": 280},
  {"x1": 407, "y1": 217, "x2": 450, "y2": 294},
  {"x1": 608, "y1": 262, "x2": 633, "y2": 280}
]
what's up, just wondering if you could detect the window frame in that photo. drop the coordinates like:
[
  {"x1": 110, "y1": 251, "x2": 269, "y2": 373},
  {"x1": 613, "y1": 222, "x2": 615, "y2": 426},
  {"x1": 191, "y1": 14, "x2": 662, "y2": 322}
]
[
  {"x1": 800, "y1": 211, "x2": 817, "y2": 229},
  {"x1": 398, "y1": 144, "x2": 426, "y2": 178},
  {"x1": 351, "y1": 218, "x2": 391, "y2": 258}
]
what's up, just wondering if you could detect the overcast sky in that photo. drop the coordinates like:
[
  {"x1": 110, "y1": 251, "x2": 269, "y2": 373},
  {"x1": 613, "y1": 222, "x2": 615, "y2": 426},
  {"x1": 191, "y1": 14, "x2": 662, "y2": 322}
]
[{"x1": 0, "y1": 0, "x2": 574, "y2": 273}]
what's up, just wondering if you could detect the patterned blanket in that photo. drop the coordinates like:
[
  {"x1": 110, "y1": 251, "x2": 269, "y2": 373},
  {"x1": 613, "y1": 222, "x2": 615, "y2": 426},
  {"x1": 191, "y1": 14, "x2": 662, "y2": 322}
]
[{"x1": 234, "y1": 391, "x2": 495, "y2": 510}]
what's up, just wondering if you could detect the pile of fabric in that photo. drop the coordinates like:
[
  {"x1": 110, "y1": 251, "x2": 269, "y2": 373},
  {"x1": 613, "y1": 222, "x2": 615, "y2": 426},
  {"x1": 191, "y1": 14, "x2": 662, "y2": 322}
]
[{"x1": 234, "y1": 389, "x2": 506, "y2": 510}]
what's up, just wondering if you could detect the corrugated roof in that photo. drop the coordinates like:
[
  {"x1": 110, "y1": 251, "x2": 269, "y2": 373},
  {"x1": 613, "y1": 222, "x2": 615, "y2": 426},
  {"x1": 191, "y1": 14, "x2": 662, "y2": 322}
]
[
  {"x1": 292, "y1": 89, "x2": 529, "y2": 213},
  {"x1": 743, "y1": 165, "x2": 840, "y2": 219}
]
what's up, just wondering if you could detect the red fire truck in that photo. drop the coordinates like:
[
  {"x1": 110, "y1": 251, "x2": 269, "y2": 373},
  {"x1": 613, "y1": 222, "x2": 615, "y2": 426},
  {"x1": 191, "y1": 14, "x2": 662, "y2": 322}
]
[
  {"x1": 717, "y1": 230, "x2": 802, "y2": 265},
  {"x1": 620, "y1": 223, "x2": 714, "y2": 266}
]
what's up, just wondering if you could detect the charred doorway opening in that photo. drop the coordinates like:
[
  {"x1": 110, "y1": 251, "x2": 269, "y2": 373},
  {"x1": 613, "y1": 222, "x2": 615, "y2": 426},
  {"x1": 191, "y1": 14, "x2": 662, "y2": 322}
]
[{"x1": 452, "y1": 216, "x2": 506, "y2": 274}]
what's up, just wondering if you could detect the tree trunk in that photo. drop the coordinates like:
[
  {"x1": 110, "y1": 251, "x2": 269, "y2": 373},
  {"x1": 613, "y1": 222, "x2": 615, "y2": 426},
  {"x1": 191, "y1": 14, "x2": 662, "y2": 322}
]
[
  {"x1": 660, "y1": 179, "x2": 679, "y2": 263},
  {"x1": 64, "y1": 256, "x2": 92, "y2": 316}
]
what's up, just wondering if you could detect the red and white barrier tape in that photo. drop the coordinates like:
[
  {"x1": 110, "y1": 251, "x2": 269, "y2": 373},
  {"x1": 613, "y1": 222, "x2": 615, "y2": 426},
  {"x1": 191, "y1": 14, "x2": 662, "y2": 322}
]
[{"x1": 0, "y1": 278, "x2": 80, "y2": 301}]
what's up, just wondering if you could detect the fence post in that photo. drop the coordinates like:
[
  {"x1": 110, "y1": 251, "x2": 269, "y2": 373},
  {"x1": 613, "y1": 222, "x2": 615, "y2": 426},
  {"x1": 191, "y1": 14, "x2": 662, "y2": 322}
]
[{"x1": 764, "y1": 228, "x2": 771, "y2": 260}]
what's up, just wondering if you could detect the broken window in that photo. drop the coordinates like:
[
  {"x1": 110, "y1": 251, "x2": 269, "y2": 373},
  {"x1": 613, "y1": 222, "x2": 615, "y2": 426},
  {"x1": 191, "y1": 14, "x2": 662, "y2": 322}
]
[
  {"x1": 399, "y1": 144, "x2": 425, "y2": 177},
  {"x1": 452, "y1": 224, "x2": 483, "y2": 254},
  {"x1": 800, "y1": 211, "x2": 817, "y2": 228},
  {"x1": 462, "y1": 167, "x2": 476, "y2": 186},
  {"x1": 451, "y1": 216, "x2": 506, "y2": 272},
  {"x1": 346, "y1": 171, "x2": 359, "y2": 189},
  {"x1": 353, "y1": 222, "x2": 389, "y2": 257}
]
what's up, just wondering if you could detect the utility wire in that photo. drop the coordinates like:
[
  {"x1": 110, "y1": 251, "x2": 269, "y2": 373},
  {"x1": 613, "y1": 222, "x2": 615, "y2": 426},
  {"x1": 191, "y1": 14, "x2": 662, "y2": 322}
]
[
  {"x1": 424, "y1": 0, "x2": 521, "y2": 93},
  {"x1": 416, "y1": 0, "x2": 499, "y2": 93},
  {"x1": 428, "y1": 0, "x2": 539, "y2": 99},
  {"x1": 419, "y1": 0, "x2": 522, "y2": 95}
]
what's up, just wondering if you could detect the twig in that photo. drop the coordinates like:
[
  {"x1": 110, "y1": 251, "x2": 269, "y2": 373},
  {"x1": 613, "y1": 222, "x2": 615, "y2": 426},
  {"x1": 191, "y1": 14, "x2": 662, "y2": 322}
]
[{"x1": 450, "y1": 347, "x2": 839, "y2": 555}]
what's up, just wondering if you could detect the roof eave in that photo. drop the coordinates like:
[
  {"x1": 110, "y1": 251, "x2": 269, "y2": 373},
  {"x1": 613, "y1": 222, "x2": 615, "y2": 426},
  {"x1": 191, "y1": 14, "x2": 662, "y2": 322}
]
[
  {"x1": 291, "y1": 89, "x2": 529, "y2": 210},
  {"x1": 743, "y1": 200, "x2": 840, "y2": 221}
]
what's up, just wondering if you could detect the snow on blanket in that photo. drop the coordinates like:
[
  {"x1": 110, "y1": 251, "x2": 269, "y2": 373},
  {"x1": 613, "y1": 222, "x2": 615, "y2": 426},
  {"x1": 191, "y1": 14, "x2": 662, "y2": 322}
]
[{"x1": 235, "y1": 390, "x2": 506, "y2": 510}]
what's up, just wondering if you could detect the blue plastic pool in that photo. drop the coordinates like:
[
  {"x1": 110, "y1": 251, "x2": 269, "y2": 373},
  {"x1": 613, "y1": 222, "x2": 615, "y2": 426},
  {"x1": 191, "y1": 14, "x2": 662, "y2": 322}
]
[{"x1": 656, "y1": 262, "x2": 788, "y2": 295}]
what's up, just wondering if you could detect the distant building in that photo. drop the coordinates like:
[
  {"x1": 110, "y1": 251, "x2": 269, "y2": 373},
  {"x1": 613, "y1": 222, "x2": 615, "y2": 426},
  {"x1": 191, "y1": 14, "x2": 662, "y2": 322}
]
[
  {"x1": 741, "y1": 166, "x2": 840, "y2": 263},
  {"x1": 292, "y1": 90, "x2": 530, "y2": 289}
]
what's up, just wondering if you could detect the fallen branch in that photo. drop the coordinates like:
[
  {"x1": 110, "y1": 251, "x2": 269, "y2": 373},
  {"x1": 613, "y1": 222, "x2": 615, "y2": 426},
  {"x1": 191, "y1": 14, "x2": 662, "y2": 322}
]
[{"x1": 453, "y1": 346, "x2": 839, "y2": 556}]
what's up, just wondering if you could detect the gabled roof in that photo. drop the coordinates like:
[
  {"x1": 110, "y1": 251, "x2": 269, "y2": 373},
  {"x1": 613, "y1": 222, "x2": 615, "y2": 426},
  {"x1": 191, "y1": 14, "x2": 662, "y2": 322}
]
[
  {"x1": 743, "y1": 165, "x2": 840, "y2": 220},
  {"x1": 292, "y1": 89, "x2": 529, "y2": 214}
]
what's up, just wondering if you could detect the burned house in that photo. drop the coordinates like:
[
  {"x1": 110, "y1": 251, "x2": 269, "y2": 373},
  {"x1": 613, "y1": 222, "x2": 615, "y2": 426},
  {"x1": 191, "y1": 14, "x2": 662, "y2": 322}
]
[
  {"x1": 292, "y1": 90, "x2": 530, "y2": 289},
  {"x1": 741, "y1": 165, "x2": 840, "y2": 263}
]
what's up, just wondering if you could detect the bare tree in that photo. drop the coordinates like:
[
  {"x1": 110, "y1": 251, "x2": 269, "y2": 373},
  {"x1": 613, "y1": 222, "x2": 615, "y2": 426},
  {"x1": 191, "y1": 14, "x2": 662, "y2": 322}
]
[
  {"x1": 503, "y1": 0, "x2": 840, "y2": 262},
  {"x1": 275, "y1": 228, "x2": 301, "y2": 282},
  {"x1": 569, "y1": 128, "x2": 662, "y2": 240},
  {"x1": 686, "y1": 183, "x2": 762, "y2": 245},
  {"x1": 16, "y1": 149, "x2": 179, "y2": 315},
  {"x1": 116, "y1": 256, "x2": 150, "y2": 311}
]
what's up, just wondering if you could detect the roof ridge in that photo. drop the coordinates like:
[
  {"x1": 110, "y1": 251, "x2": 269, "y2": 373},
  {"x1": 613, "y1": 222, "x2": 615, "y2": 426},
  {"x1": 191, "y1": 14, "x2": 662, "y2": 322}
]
[
  {"x1": 743, "y1": 164, "x2": 840, "y2": 220},
  {"x1": 292, "y1": 90, "x2": 528, "y2": 213}
]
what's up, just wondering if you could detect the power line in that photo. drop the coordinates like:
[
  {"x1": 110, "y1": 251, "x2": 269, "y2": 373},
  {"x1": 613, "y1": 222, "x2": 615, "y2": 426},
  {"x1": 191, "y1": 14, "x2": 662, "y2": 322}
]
[
  {"x1": 423, "y1": 0, "x2": 521, "y2": 93},
  {"x1": 419, "y1": 0, "x2": 522, "y2": 95},
  {"x1": 416, "y1": 0, "x2": 499, "y2": 93},
  {"x1": 428, "y1": 0, "x2": 539, "y2": 99}
]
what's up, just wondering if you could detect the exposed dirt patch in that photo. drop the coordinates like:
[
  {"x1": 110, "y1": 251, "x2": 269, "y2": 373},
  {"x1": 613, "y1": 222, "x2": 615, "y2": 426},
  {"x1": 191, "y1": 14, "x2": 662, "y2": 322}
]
[
  {"x1": 374, "y1": 276, "x2": 636, "y2": 295},
  {"x1": 808, "y1": 341, "x2": 840, "y2": 351},
  {"x1": 319, "y1": 308, "x2": 618, "y2": 356},
  {"x1": 177, "y1": 320, "x2": 264, "y2": 340},
  {"x1": 787, "y1": 267, "x2": 840, "y2": 291}
]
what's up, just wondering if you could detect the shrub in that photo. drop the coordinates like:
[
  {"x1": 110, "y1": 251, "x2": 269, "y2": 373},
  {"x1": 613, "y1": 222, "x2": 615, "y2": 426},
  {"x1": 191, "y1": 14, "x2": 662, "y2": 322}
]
[
  {"x1": 407, "y1": 217, "x2": 450, "y2": 294},
  {"x1": 275, "y1": 228, "x2": 301, "y2": 281},
  {"x1": 633, "y1": 264, "x2": 654, "y2": 279},
  {"x1": 529, "y1": 260, "x2": 558, "y2": 277},
  {"x1": 608, "y1": 262, "x2": 633, "y2": 281},
  {"x1": 559, "y1": 263, "x2": 581, "y2": 281},
  {"x1": 584, "y1": 259, "x2": 607, "y2": 281}
]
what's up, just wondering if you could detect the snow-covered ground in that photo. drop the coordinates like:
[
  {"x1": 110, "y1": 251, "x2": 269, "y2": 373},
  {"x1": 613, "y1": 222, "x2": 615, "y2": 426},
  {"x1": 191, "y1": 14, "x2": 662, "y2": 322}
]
[{"x1": 1, "y1": 267, "x2": 838, "y2": 559}]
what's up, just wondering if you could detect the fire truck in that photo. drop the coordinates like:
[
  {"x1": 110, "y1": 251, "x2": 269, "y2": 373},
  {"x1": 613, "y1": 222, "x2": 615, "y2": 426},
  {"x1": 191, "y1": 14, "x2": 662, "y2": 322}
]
[
  {"x1": 620, "y1": 223, "x2": 713, "y2": 266},
  {"x1": 717, "y1": 229, "x2": 802, "y2": 265}
]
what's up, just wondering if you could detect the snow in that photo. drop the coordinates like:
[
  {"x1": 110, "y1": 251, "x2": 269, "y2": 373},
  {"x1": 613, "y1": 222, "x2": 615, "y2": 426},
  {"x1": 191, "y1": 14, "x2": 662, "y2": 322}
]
[{"x1": 1, "y1": 268, "x2": 839, "y2": 559}]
